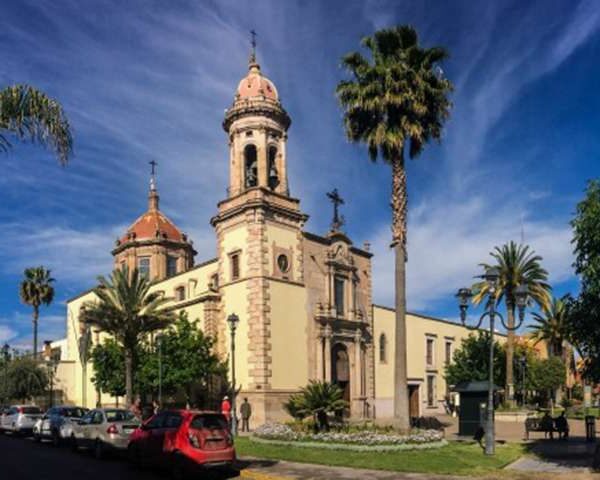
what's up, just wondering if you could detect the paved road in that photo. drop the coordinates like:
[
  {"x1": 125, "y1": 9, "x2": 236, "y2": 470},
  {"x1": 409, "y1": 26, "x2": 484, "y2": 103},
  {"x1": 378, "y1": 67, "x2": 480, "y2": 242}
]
[{"x1": 0, "y1": 431, "x2": 238, "y2": 480}]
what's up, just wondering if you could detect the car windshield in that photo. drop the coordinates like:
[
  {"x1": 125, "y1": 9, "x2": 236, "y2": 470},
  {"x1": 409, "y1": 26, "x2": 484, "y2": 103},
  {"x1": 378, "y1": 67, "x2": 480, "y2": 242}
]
[
  {"x1": 190, "y1": 414, "x2": 228, "y2": 430},
  {"x1": 21, "y1": 407, "x2": 41, "y2": 414},
  {"x1": 105, "y1": 410, "x2": 136, "y2": 422},
  {"x1": 62, "y1": 408, "x2": 86, "y2": 418}
]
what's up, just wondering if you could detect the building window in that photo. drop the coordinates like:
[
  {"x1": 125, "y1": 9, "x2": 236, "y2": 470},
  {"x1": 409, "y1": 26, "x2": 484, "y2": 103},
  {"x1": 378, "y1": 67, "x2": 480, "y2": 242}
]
[
  {"x1": 379, "y1": 333, "x2": 387, "y2": 363},
  {"x1": 231, "y1": 253, "x2": 240, "y2": 281},
  {"x1": 120, "y1": 260, "x2": 126, "y2": 271},
  {"x1": 210, "y1": 273, "x2": 219, "y2": 290},
  {"x1": 175, "y1": 286, "x2": 185, "y2": 301},
  {"x1": 277, "y1": 254, "x2": 289, "y2": 273},
  {"x1": 166, "y1": 256, "x2": 177, "y2": 278},
  {"x1": 426, "y1": 337, "x2": 435, "y2": 366},
  {"x1": 445, "y1": 341, "x2": 452, "y2": 365},
  {"x1": 244, "y1": 145, "x2": 258, "y2": 188},
  {"x1": 138, "y1": 257, "x2": 150, "y2": 279},
  {"x1": 427, "y1": 375, "x2": 436, "y2": 407},
  {"x1": 268, "y1": 146, "x2": 279, "y2": 190},
  {"x1": 334, "y1": 276, "x2": 345, "y2": 316}
]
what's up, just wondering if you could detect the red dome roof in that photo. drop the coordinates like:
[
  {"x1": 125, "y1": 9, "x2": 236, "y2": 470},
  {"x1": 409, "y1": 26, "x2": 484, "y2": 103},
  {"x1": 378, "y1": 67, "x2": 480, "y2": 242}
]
[
  {"x1": 121, "y1": 210, "x2": 185, "y2": 244},
  {"x1": 236, "y1": 63, "x2": 278, "y2": 100}
]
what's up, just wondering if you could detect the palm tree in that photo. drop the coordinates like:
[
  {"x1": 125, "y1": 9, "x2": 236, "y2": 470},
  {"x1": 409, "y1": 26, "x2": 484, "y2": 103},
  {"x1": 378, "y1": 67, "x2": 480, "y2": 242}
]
[
  {"x1": 530, "y1": 295, "x2": 570, "y2": 358},
  {"x1": 0, "y1": 84, "x2": 73, "y2": 165},
  {"x1": 336, "y1": 26, "x2": 453, "y2": 428},
  {"x1": 284, "y1": 381, "x2": 348, "y2": 432},
  {"x1": 81, "y1": 267, "x2": 175, "y2": 406},
  {"x1": 19, "y1": 266, "x2": 55, "y2": 359},
  {"x1": 473, "y1": 241, "x2": 551, "y2": 403}
]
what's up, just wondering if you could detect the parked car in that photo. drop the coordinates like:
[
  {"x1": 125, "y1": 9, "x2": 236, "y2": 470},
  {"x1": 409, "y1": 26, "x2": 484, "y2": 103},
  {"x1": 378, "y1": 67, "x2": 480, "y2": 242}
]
[
  {"x1": 128, "y1": 410, "x2": 236, "y2": 477},
  {"x1": 33, "y1": 406, "x2": 88, "y2": 445},
  {"x1": 71, "y1": 408, "x2": 140, "y2": 459},
  {"x1": 0, "y1": 405, "x2": 43, "y2": 435}
]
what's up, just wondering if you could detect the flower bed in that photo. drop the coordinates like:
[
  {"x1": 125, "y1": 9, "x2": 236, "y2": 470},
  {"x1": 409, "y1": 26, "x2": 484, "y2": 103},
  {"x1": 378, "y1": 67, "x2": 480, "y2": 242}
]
[{"x1": 251, "y1": 423, "x2": 447, "y2": 452}]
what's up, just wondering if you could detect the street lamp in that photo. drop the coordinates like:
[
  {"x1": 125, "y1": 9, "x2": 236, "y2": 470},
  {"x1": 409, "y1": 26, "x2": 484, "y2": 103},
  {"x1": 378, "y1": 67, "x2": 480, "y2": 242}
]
[
  {"x1": 456, "y1": 267, "x2": 528, "y2": 455},
  {"x1": 1, "y1": 344, "x2": 9, "y2": 404},
  {"x1": 156, "y1": 334, "x2": 164, "y2": 407},
  {"x1": 227, "y1": 313, "x2": 239, "y2": 436}
]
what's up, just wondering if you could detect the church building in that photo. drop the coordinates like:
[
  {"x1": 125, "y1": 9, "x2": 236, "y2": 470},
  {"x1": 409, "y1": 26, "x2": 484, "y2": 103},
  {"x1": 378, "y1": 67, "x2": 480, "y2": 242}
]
[{"x1": 58, "y1": 53, "x2": 492, "y2": 425}]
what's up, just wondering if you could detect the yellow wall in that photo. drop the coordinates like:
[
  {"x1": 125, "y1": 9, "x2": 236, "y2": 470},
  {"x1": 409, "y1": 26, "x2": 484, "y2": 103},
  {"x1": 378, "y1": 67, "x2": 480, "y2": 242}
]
[
  {"x1": 221, "y1": 281, "x2": 250, "y2": 389},
  {"x1": 269, "y1": 280, "x2": 308, "y2": 389},
  {"x1": 373, "y1": 305, "x2": 506, "y2": 417}
]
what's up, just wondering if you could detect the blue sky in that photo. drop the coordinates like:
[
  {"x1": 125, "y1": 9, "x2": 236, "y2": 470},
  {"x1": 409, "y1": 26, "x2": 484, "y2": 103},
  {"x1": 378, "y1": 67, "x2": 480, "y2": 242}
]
[{"x1": 1, "y1": 0, "x2": 599, "y2": 349}]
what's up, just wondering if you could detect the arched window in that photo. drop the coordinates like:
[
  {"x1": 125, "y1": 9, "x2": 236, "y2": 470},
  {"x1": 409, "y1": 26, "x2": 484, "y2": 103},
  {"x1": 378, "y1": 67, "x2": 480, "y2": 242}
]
[
  {"x1": 175, "y1": 286, "x2": 185, "y2": 301},
  {"x1": 268, "y1": 146, "x2": 279, "y2": 190},
  {"x1": 379, "y1": 333, "x2": 387, "y2": 363},
  {"x1": 244, "y1": 145, "x2": 258, "y2": 188}
]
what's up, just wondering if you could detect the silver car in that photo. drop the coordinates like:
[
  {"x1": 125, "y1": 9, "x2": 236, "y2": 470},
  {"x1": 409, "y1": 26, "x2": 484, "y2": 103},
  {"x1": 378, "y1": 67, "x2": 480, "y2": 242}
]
[
  {"x1": 33, "y1": 405, "x2": 88, "y2": 445},
  {"x1": 71, "y1": 408, "x2": 140, "y2": 459},
  {"x1": 0, "y1": 405, "x2": 43, "y2": 435}
]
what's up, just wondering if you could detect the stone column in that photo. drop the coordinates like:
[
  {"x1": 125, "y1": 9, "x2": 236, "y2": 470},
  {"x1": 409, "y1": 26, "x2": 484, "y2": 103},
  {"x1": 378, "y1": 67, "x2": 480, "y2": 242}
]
[
  {"x1": 315, "y1": 329, "x2": 324, "y2": 381},
  {"x1": 280, "y1": 134, "x2": 288, "y2": 195},
  {"x1": 324, "y1": 325, "x2": 332, "y2": 382},
  {"x1": 354, "y1": 329, "x2": 363, "y2": 417}
]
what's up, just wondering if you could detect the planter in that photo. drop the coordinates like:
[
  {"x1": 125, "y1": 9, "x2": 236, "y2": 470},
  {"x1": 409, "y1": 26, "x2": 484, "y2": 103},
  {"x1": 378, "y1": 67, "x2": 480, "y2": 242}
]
[{"x1": 249, "y1": 436, "x2": 448, "y2": 452}]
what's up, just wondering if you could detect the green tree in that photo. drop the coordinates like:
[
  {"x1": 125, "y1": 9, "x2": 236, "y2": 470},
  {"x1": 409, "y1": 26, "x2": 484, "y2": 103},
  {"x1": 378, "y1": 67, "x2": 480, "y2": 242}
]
[
  {"x1": 284, "y1": 381, "x2": 348, "y2": 432},
  {"x1": 530, "y1": 295, "x2": 570, "y2": 358},
  {"x1": 19, "y1": 266, "x2": 55, "y2": 359},
  {"x1": 445, "y1": 331, "x2": 506, "y2": 387},
  {"x1": 136, "y1": 312, "x2": 227, "y2": 406},
  {"x1": 336, "y1": 25, "x2": 453, "y2": 429},
  {"x1": 473, "y1": 241, "x2": 551, "y2": 403},
  {"x1": 528, "y1": 357, "x2": 566, "y2": 406},
  {"x1": 568, "y1": 179, "x2": 600, "y2": 381},
  {"x1": 81, "y1": 267, "x2": 175, "y2": 406},
  {"x1": 90, "y1": 338, "x2": 126, "y2": 404},
  {"x1": 5, "y1": 357, "x2": 48, "y2": 402},
  {"x1": 0, "y1": 85, "x2": 73, "y2": 165}
]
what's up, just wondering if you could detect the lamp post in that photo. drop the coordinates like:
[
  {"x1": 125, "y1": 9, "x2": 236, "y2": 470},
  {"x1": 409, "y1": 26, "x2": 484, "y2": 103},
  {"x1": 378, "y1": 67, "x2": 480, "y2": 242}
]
[
  {"x1": 1, "y1": 343, "x2": 9, "y2": 404},
  {"x1": 518, "y1": 355, "x2": 528, "y2": 406},
  {"x1": 227, "y1": 313, "x2": 239, "y2": 436},
  {"x1": 456, "y1": 267, "x2": 528, "y2": 455},
  {"x1": 156, "y1": 334, "x2": 163, "y2": 407}
]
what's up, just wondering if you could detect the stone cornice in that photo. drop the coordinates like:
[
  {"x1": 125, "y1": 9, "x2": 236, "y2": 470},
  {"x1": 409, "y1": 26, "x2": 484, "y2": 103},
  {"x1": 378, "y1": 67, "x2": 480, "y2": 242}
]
[
  {"x1": 111, "y1": 237, "x2": 197, "y2": 256},
  {"x1": 223, "y1": 98, "x2": 291, "y2": 131},
  {"x1": 303, "y1": 231, "x2": 373, "y2": 258}
]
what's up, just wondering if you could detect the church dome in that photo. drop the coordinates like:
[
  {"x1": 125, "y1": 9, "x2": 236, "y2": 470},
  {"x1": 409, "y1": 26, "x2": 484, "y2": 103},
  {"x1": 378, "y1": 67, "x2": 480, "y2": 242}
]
[
  {"x1": 236, "y1": 62, "x2": 278, "y2": 101},
  {"x1": 120, "y1": 209, "x2": 185, "y2": 244}
]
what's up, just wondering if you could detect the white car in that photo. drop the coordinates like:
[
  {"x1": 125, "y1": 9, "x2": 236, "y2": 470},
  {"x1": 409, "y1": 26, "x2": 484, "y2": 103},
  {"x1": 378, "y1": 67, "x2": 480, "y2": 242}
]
[{"x1": 0, "y1": 405, "x2": 43, "y2": 435}]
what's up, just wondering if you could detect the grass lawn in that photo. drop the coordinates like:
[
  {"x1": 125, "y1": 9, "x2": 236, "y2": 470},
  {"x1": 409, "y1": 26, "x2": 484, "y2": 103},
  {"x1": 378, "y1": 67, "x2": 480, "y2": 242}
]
[{"x1": 235, "y1": 437, "x2": 526, "y2": 476}]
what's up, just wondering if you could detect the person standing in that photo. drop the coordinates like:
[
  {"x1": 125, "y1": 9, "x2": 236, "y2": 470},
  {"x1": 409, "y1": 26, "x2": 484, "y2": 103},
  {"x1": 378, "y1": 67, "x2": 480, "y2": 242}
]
[
  {"x1": 240, "y1": 398, "x2": 252, "y2": 432},
  {"x1": 130, "y1": 398, "x2": 142, "y2": 420},
  {"x1": 221, "y1": 395, "x2": 232, "y2": 424}
]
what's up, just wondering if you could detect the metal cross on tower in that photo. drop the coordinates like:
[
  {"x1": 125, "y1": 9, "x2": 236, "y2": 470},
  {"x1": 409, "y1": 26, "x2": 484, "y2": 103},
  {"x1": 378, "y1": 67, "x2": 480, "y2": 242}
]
[
  {"x1": 250, "y1": 29, "x2": 257, "y2": 63},
  {"x1": 326, "y1": 188, "x2": 345, "y2": 232},
  {"x1": 149, "y1": 160, "x2": 158, "y2": 191}
]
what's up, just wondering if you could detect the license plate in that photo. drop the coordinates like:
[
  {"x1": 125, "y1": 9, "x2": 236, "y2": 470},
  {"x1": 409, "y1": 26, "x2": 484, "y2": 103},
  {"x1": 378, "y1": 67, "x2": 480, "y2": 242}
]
[{"x1": 123, "y1": 428, "x2": 134, "y2": 433}]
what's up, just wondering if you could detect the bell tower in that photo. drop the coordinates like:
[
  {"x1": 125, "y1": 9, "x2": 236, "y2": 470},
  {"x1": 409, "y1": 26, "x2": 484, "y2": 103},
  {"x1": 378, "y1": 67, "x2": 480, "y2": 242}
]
[{"x1": 211, "y1": 45, "x2": 308, "y2": 425}]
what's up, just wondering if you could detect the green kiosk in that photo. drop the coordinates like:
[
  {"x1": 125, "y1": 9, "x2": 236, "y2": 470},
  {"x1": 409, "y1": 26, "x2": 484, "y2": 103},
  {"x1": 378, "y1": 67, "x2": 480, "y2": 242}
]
[{"x1": 455, "y1": 381, "x2": 500, "y2": 437}]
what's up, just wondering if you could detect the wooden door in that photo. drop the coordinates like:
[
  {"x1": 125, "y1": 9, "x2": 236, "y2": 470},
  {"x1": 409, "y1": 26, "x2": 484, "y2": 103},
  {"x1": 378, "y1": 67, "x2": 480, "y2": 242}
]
[{"x1": 408, "y1": 385, "x2": 420, "y2": 418}]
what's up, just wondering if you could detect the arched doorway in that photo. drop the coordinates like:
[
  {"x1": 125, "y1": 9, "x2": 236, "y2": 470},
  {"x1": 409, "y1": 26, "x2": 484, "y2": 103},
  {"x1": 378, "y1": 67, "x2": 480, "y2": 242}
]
[{"x1": 331, "y1": 343, "x2": 350, "y2": 414}]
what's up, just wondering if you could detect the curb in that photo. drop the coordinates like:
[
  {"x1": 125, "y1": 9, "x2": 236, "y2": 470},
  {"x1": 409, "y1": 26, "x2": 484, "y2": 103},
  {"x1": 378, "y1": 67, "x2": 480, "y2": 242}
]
[{"x1": 239, "y1": 469, "x2": 295, "y2": 480}]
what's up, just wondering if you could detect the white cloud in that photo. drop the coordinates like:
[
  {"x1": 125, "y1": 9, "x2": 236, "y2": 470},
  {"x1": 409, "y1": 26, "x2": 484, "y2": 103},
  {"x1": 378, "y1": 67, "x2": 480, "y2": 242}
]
[
  {"x1": 371, "y1": 195, "x2": 573, "y2": 310},
  {"x1": 0, "y1": 325, "x2": 17, "y2": 343}
]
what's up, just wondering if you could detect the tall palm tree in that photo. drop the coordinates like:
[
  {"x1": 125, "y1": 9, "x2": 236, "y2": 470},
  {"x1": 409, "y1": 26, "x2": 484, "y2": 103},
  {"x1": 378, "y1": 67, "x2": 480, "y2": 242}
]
[
  {"x1": 530, "y1": 295, "x2": 570, "y2": 358},
  {"x1": 81, "y1": 267, "x2": 175, "y2": 406},
  {"x1": 0, "y1": 84, "x2": 73, "y2": 165},
  {"x1": 336, "y1": 26, "x2": 453, "y2": 428},
  {"x1": 19, "y1": 266, "x2": 55, "y2": 359},
  {"x1": 473, "y1": 241, "x2": 551, "y2": 403}
]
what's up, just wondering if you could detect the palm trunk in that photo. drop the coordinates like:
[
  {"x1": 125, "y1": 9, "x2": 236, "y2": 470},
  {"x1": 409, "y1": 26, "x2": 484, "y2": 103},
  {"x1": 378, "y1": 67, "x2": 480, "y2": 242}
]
[
  {"x1": 32, "y1": 305, "x2": 39, "y2": 360},
  {"x1": 506, "y1": 302, "x2": 515, "y2": 405},
  {"x1": 125, "y1": 349, "x2": 133, "y2": 407},
  {"x1": 391, "y1": 155, "x2": 409, "y2": 431}
]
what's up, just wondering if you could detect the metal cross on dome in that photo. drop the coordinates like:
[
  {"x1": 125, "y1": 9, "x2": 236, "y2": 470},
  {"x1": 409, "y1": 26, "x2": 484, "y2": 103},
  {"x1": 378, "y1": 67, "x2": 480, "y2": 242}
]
[
  {"x1": 250, "y1": 29, "x2": 257, "y2": 63},
  {"x1": 326, "y1": 188, "x2": 345, "y2": 232},
  {"x1": 149, "y1": 160, "x2": 158, "y2": 191}
]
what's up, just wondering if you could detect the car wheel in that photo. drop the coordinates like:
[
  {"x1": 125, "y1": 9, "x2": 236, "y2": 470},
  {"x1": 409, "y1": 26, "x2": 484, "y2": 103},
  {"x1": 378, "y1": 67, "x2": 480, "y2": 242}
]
[
  {"x1": 94, "y1": 439, "x2": 104, "y2": 460},
  {"x1": 128, "y1": 444, "x2": 141, "y2": 469},
  {"x1": 170, "y1": 452, "x2": 186, "y2": 480},
  {"x1": 70, "y1": 435, "x2": 79, "y2": 452}
]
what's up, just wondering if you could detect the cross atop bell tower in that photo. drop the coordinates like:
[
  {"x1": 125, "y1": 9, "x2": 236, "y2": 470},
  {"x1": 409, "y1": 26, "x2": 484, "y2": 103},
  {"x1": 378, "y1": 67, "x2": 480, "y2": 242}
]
[
  {"x1": 148, "y1": 160, "x2": 159, "y2": 211},
  {"x1": 326, "y1": 188, "x2": 345, "y2": 232}
]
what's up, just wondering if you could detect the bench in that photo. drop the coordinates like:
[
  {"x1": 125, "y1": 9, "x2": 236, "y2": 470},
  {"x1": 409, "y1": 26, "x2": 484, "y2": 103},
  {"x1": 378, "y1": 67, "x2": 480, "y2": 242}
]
[{"x1": 524, "y1": 417, "x2": 554, "y2": 440}]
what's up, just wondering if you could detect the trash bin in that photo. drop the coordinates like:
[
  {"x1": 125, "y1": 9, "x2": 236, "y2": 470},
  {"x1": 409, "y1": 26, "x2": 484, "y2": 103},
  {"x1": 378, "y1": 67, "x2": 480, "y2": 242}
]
[
  {"x1": 586, "y1": 415, "x2": 596, "y2": 442},
  {"x1": 454, "y1": 381, "x2": 500, "y2": 437}
]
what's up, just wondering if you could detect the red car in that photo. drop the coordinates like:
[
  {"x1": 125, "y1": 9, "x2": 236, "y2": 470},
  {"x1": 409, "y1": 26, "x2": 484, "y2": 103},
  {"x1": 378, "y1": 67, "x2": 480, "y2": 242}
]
[{"x1": 128, "y1": 410, "x2": 236, "y2": 477}]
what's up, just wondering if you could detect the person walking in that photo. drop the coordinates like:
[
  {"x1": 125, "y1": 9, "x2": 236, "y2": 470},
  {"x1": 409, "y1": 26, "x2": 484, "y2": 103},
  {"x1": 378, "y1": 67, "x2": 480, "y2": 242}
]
[
  {"x1": 130, "y1": 398, "x2": 142, "y2": 420},
  {"x1": 221, "y1": 395, "x2": 232, "y2": 424},
  {"x1": 240, "y1": 398, "x2": 252, "y2": 432}
]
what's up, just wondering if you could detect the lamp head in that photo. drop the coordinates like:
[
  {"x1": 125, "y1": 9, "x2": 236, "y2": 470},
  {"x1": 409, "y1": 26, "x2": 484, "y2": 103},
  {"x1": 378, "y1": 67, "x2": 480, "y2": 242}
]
[
  {"x1": 483, "y1": 266, "x2": 501, "y2": 290},
  {"x1": 515, "y1": 284, "x2": 528, "y2": 308},
  {"x1": 227, "y1": 313, "x2": 239, "y2": 332},
  {"x1": 456, "y1": 288, "x2": 473, "y2": 308}
]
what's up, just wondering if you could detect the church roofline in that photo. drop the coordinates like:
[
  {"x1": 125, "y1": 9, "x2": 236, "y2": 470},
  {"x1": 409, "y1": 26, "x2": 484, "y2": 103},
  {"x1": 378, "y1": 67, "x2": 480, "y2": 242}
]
[
  {"x1": 66, "y1": 257, "x2": 218, "y2": 304},
  {"x1": 372, "y1": 304, "x2": 508, "y2": 337},
  {"x1": 303, "y1": 231, "x2": 373, "y2": 258}
]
